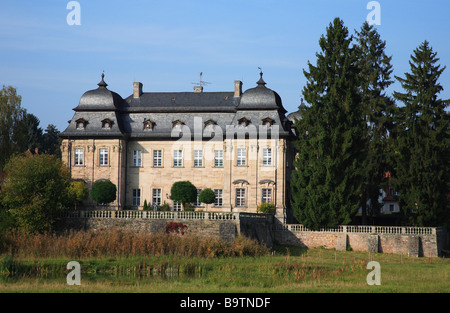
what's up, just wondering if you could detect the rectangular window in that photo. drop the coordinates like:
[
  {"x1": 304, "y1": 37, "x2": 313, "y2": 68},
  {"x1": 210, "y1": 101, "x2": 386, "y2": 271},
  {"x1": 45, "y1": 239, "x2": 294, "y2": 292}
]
[
  {"x1": 132, "y1": 189, "x2": 141, "y2": 206},
  {"x1": 194, "y1": 189, "x2": 202, "y2": 206},
  {"x1": 153, "y1": 150, "x2": 162, "y2": 167},
  {"x1": 262, "y1": 148, "x2": 272, "y2": 166},
  {"x1": 173, "y1": 201, "x2": 182, "y2": 211},
  {"x1": 237, "y1": 148, "x2": 246, "y2": 166},
  {"x1": 194, "y1": 150, "x2": 203, "y2": 167},
  {"x1": 389, "y1": 204, "x2": 395, "y2": 212},
  {"x1": 173, "y1": 150, "x2": 182, "y2": 167},
  {"x1": 214, "y1": 189, "x2": 223, "y2": 207},
  {"x1": 74, "y1": 148, "x2": 83, "y2": 166},
  {"x1": 236, "y1": 188, "x2": 246, "y2": 207},
  {"x1": 262, "y1": 188, "x2": 272, "y2": 203},
  {"x1": 214, "y1": 150, "x2": 223, "y2": 167},
  {"x1": 99, "y1": 148, "x2": 108, "y2": 166},
  {"x1": 152, "y1": 188, "x2": 161, "y2": 206},
  {"x1": 133, "y1": 150, "x2": 141, "y2": 167}
]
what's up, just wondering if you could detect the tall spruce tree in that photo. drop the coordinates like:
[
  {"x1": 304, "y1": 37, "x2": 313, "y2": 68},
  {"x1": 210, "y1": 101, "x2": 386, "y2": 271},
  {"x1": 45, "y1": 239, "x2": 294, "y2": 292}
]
[
  {"x1": 291, "y1": 18, "x2": 367, "y2": 229},
  {"x1": 392, "y1": 41, "x2": 449, "y2": 227},
  {"x1": 354, "y1": 22, "x2": 396, "y2": 224}
]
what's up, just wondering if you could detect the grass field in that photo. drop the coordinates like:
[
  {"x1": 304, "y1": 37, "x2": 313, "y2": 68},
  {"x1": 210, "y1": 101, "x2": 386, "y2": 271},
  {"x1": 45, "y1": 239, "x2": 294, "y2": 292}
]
[{"x1": 1, "y1": 245, "x2": 449, "y2": 293}]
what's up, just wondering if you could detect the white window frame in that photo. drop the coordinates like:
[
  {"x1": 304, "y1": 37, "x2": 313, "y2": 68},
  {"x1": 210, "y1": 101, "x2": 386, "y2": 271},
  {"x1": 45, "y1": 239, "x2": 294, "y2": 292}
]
[
  {"x1": 74, "y1": 148, "x2": 83, "y2": 166},
  {"x1": 214, "y1": 189, "x2": 223, "y2": 207},
  {"x1": 173, "y1": 150, "x2": 183, "y2": 167},
  {"x1": 262, "y1": 148, "x2": 272, "y2": 166},
  {"x1": 214, "y1": 150, "x2": 223, "y2": 167},
  {"x1": 133, "y1": 150, "x2": 142, "y2": 167},
  {"x1": 194, "y1": 150, "x2": 203, "y2": 167},
  {"x1": 132, "y1": 189, "x2": 141, "y2": 206},
  {"x1": 153, "y1": 150, "x2": 162, "y2": 167},
  {"x1": 173, "y1": 201, "x2": 182, "y2": 211},
  {"x1": 237, "y1": 148, "x2": 246, "y2": 166},
  {"x1": 236, "y1": 188, "x2": 246, "y2": 207},
  {"x1": 152, "y1": 188, "x2": 161, "y2": 206},
  {"x1": 262, "y1": 188, "x2": 272, "y2": 203},
  {"x1": 99, "y1": 148, "x2": 108, "y2": 166}
]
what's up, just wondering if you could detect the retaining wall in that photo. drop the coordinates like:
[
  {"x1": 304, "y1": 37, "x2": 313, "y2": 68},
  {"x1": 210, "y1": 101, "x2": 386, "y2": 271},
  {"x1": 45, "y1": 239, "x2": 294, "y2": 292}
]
[{"x1": 57, "y1": 211, "x2": 447, "y2": 257}]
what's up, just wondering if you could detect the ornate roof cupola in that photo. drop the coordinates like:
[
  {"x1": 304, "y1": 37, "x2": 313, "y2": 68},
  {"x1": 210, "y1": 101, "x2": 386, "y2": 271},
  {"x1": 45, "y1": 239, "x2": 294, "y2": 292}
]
[
  {"x1": 60, "y1": 73, "x2": 126, "y2": 138},
  {"x1": 73, "y1": 72, "x2": 124, "y2": 112},
  {"x1": 97, "y1": 72, "x2": 108, "y2": 88},
  {"x1": 256, "y1": 69, "x2": 266, "y2": 87},
  {"x1": 237, "y1": 70, "x2": 287, "y2": 113}
]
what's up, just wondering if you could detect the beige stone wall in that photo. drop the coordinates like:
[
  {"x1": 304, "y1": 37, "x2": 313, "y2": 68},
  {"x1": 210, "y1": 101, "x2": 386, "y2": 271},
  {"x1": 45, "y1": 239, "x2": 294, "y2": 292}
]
[
  {"x1": 62, "y1": 137, "x2": 289, "y2": 219},
  {"x1": 61, "y1": 138, "x2": 126, "y2": 208}
]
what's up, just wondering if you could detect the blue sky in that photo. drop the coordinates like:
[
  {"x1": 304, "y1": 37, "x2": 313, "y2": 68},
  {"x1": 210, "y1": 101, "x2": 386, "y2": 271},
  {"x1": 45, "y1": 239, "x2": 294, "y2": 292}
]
[{"x1": 1, "y1": 0, "x2": 449, "y2": 132}]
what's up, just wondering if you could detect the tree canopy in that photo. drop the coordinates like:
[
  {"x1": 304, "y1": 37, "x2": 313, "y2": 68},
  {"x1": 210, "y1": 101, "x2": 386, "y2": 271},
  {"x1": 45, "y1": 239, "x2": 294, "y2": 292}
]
[
  {"x1": 170, "y1": 181, "x2": 197, "y2": 209},
  {"x1": 0, "y1": 153, "x2": 71, "y2": 232},
  {"x1": 291, "y1": 18, "x2": 367, "y2": 229},
  {"x1": 90, "y1": 180, "x2": 117, "y2": 205},
  {"x1": 392, "y1": 41, "x2": 450, "y2": 227}
]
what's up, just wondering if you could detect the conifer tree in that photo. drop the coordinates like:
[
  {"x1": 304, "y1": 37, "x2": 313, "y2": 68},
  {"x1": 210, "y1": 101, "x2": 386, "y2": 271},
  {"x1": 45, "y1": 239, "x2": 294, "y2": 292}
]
[
  {"x1": 392, "y1": 41, "x2": 449, "y2": 227},
  {"x1": 291, "y1": 18, "x2": 367, "y2": 229},
  {"x1": 354, "y1": 22, "x2": 396, "y2": 224}
]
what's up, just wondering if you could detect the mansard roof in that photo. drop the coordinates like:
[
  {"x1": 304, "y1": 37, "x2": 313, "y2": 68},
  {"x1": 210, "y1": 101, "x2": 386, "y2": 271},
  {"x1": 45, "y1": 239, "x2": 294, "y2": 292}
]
[{"x1": 60, "y1": 73, "x2": 295, "y2": 139}]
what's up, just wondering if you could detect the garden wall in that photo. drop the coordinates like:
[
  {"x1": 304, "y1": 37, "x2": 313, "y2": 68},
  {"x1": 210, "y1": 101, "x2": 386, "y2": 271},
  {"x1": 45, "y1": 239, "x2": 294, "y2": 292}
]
[
  {"x1": 56, "y1": 211, "x2": 274, "y2": 248},
  {"x1": 273, "y1": 225, "x2": 447, "y2": 257},
  {"x1": 57, "y1": 211, "x2": 447, "y2": 257}
]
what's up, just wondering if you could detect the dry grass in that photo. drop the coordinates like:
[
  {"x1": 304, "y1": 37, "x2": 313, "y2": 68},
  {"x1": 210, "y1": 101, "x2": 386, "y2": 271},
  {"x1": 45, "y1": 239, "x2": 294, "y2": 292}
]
[{"x1": 1, "y1": 228, "x2": 269, "y2": 259}]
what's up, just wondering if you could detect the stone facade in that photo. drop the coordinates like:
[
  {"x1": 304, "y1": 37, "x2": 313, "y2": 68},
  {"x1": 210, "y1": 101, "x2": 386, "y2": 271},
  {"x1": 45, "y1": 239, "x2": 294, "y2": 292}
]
[{"x1": 60, "y1": 73, "x2": 298, "y2": 224}]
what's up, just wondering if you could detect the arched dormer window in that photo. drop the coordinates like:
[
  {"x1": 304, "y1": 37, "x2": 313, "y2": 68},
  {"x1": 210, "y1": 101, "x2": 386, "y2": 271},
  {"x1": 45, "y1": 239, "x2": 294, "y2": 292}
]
[
  {"x1": 76, "y1": 118, "x2": 87, "y2": 130},
  {"x1": 261, "y1": 117, "x2": 274, "y2": 127},
  {"x1": 204, "y1": 119, "x2": 216, "y2": 129},
  {"x1": 172, "y1": 119, "x2": 184, "y2": 129},
  {"x1": 143, "y1": 119, "x2": 155, "y2": 130},
  {"x1": 101, "y1": 118, "x2": 113, "y2": 129},
  {"x1": 238, "y1": 117, "x2": 250, "y2": 127}
]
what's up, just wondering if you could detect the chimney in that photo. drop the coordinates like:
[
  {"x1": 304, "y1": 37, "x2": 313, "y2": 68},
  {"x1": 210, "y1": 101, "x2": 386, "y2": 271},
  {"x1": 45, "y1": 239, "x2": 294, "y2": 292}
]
[
  {"x1": 193, "y1": 85, "x2": 203, "y2": 93},
  {"x1": 234, "y1": 80, "x2": 242, "y2": 97},
  {"x1": 133, "y1": 82, "x2": 143, "y2": 98}
]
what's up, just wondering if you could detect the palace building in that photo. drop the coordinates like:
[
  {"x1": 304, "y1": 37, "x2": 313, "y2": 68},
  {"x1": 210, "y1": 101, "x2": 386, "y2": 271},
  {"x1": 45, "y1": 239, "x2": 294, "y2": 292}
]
[{"x1": 60, "y1": 73, "x2": 300, "y2": 223}]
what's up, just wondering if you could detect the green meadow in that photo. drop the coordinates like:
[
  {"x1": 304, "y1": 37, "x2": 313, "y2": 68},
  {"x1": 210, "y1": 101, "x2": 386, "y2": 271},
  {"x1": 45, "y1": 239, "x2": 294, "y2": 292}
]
[{"x1": 0, "y1": 230, "x2": 449, "y2": 293}]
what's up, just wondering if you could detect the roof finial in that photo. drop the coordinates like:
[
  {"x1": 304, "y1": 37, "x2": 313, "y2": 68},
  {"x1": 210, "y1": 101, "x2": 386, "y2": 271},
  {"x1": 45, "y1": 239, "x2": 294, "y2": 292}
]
[
  {"x1": 98, "y1": 70, "x2": 108, "y2": 88},
  {"x1": 257, "y1": 67, "x2": 266, "y2": 86}
]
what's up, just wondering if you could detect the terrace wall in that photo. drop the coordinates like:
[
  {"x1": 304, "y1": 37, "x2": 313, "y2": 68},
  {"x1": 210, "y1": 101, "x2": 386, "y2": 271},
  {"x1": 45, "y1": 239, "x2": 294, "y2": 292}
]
[{"x1": 58, "y1": 211, "x2": 447, "y2": 257}]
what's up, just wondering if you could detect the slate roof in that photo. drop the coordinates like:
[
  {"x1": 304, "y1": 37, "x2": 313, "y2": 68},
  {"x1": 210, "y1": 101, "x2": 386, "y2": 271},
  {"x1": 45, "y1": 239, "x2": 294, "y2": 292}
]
[{"x1": 60, "y1": 73, "x2": 295, "y2": 140}]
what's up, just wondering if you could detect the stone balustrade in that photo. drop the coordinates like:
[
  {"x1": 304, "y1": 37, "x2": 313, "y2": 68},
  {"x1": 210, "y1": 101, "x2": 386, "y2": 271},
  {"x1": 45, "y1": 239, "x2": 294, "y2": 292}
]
[
  {"x1": 60, "y1": 210, "x2": 271, "y2": 221},
  {"x1": 274, "y1": 223, "x2": 441, "y2": 235}
]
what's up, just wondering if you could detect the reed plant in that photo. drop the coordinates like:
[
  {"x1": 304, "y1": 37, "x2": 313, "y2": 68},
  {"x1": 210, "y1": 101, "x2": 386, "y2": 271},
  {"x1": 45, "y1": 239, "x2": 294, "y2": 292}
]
[{"x1": 1, "y1": 228, "x2": 269, "y2": 259}]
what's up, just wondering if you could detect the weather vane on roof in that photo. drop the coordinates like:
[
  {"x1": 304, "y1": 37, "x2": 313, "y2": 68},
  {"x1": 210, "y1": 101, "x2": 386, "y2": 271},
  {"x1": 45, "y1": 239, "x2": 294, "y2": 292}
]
[{"x1": 192, "y1": 72, "x2": 211, "y2": 87}]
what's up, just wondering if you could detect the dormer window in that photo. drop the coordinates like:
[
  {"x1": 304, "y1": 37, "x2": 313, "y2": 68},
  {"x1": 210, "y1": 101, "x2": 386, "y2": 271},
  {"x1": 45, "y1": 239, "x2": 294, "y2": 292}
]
[
  {"x1": 76, "y1": 118, "x2": 87, "y2": 130},
  {"x1": 143, "y1": 119, "x2": 154, "y2": 130},
  {"x1": 172, "y1": 119, "x2": 183, "y2": 129},
  {"x1": 262, "y1": 117, "x2": 274, "y2": 127},
  {"x1": 238, "y1": 117, "x2": 250, "y2": 127},
  {"x1": 101, "y1": 118, "x2": 113, "y2": 129},
  {"x1": 204, "y1": 119, "x2": 216, "y2": 129}
]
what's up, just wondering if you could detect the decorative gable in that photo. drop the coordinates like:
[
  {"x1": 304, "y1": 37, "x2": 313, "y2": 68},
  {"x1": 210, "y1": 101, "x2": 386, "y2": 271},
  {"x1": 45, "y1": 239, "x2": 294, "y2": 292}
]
[
  {"x1": 143, "y1": 118, "x2": 155, "y2": 130},
  {"x1": 101, "y1": 118, "x2": 113, "y2": 129},
  {"x1": 75, "y1": 118, "x2": 87, "y2": 129},
  {"x1": 238, "y1": 117, "x2": 250, "y2": 127},
  {"x1": 172, "y1": 119, "x2": 184, "y2": 128},
  {"x1": 261, "y1": 117, "x2": 274, "y2": 127}
]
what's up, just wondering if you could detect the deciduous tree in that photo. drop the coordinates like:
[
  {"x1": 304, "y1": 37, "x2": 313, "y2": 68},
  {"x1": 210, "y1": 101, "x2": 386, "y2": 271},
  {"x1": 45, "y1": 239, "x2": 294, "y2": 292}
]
[{"x1": 0, "y1": 153, "x2": 71, "y2": 233}]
